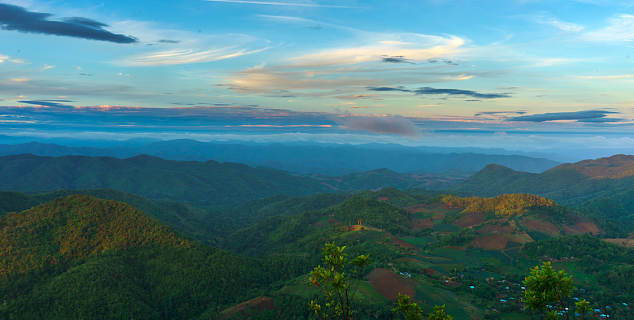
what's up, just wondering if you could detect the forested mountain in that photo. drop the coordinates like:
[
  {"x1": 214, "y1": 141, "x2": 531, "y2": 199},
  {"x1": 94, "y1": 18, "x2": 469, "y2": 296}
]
[
  {"x1": 0, "y1": 154, "x2": 332, "y2": 209},
  {"x1": 0, "y1": 195, "x2": 308, "y2": 320},
  {"x1": 452, "y1": 155, "x2": 634, "y2": 221},
  {"x1": 0, "y1": 140, "x2": 561, "y2": 174}
]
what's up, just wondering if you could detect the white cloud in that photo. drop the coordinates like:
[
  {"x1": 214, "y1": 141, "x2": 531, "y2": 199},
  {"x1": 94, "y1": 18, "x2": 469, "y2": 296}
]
[
  {"x1": 534, "y1": 16, "x2": 584, "y2": 32},
  {"x1": 582, "y1": 14, "x2": 634, "y2": 41}
]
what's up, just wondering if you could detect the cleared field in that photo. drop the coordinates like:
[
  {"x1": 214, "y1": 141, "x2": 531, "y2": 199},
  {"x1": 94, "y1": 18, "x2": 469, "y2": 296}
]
[
  {"x1": 488, "y1": 250, "x2": 512, "y2": 266},
  {"x1": 604, "y1": 238, "x2": 634, "y2": 247},
  {"x1": 413, "y1": 285, "x2": 472, "y2": 319},
  {"x1": 453, "y1": 212, "x2": 485, "y2": 228},
  {"x1": 477, "y1": 224, "x2": 515, "y2": 234},
  {"x1": 222, "y1": 296, "x2": 275, "y2": 319},
  {"x1": 468, "y1": 233, "x2": 510, "y2": 250},
  {"x1": 574, "y1": 216, "x2": 603, "y2": 235},
  {"x1": 520, "y1": 218, "x2": 560, "y2": 236},
  {"x1": 563, "y1": 225, "x2": 584, "y2": 235},
  {"x1": 410, "y1": 218, "x2": 435, "y2": 230},
  {"x1": 367, "y1": 268, "x2": 417, "y2": 301}
]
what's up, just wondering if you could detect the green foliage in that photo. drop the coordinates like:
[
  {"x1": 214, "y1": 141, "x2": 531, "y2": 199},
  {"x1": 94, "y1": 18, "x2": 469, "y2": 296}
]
[
  {"x1": 597, "y1": 265, "x2": 634, "y2": 296},
  {"x1": 426, "y1": 228, "x2": 476, "y2": 250},
  {"x1": 522, "y1": 235, "x2": 634, "y2": 263},
  {"x1": 308, "y1": 242, "x2": 371, "y2": 320},
  {"x1": 0, "y1": 154, "x2": 333, "y2": 209},
  {"x1": 442, "y1": 193, "x2": 555, "y2": 218},
  {"x1": 392, "y1": 294, "x2": 453, "y2": 320},
  {"x1": 523, "y1": 262, "x2": 576, "y2": 319}
]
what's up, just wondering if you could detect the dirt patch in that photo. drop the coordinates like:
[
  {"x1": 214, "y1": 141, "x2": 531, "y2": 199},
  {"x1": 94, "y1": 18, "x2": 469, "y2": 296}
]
[
  {"x1": 410, "y1": 218, "x2": 435, "y2": 231},
  {"x1": 327, "y1": 217, "x2": 340, "y2": 224},
  {"x1": 389, "y1": 235, "x2": 417, "y2": 249},
  {"x1": 377, "y1": 197, "x2": 389, "y2": 202},
  {"x1": 223, "y1": 296, "x2": 274, "y2": 319},
  {"x1": 468, "y1": 233, "x2": 509, "y2": 250},
  {"x1": 520, "y1": 218, "x2": 560, "y2": 236},
  {"x1": 394, "y1": 257, "x2": 421, "y2": 262},
  {"x1": 367, "y1": 268, "x2": 416, "y2": 301},
  {"x1": 407, "y1": 204, "x2": 427, "y2": 214},
  {"x1": 444, "y1": 281, "x2": 461, "y2": 288},
  {"x1": 432, "y1": 213, "x2": 445, "y2": 221},
  {"x1": 453, "y1": 212, "x2": 485, "y2": 228},
  {"x1": 477, "y1": 224, "x2": 515, "y2": 234},
  {"x1": 562, "y1": 225, "x2": 584, "y2": 235},
  {"x1": 604, "y1": 239, "x2": 634, "y2": 248},
  {"x1": 574, "y1": 216, "x2": 603, "y2": 235}
]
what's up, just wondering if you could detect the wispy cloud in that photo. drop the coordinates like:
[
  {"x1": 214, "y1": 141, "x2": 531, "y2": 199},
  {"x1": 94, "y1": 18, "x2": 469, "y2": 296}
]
[
  {"x1": 0, "y1": 3, "x2": 138, "y2": 43},
  {"x1": 204, "y1": 0, "x2": 364, "y2": 8},
  {"x1": 115, "y1": 35, "x2": 271, "y2": 66},
  {"x1": 532, "y1": 15, "x2": 584, "y2": 32},
  {"x1": 581, "y1": 14, "x2": 634, "y2": 42},
  {"x1": 563, "y1": 74, "x2": 634, "y2": 80},
  {"x1": 366, "y1": 86, "x2": 511, "y2": 99}
]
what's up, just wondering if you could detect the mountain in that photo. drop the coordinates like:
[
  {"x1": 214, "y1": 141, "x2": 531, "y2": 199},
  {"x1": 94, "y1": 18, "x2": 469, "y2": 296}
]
[
  {"x1": 0, "y1": 154, "x2": 333, "y2": 209},
  {"x1": 0, "y1": 194, "x2": 300, "y2": 319},
  {"x1": 0, "y1": 140, "x2": 562, "y2": 174}
]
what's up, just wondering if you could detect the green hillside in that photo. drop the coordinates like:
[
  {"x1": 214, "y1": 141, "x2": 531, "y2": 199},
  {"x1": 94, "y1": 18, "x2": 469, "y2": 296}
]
[
  {"x1": 0, "y1": 194, "x2": 314, "y2": 320},
  {"x1": 0, "y1": 154, "x2": 333, "y2": 209}
]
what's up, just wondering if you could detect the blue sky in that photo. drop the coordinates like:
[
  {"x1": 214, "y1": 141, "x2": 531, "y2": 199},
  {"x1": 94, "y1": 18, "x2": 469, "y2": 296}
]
[{"x1": 1, "y1": 0, "x2": 634, "y2": 155}]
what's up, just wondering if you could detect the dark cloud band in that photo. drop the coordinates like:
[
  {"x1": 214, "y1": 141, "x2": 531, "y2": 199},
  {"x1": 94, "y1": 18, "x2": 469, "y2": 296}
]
[
  {"x1": 0, "y1": 4, "x2": 138, "y2": 44},
  {"x1": 366, "y1": 86, "x2": 511, "y2": 99},
  {"x1": 507, "y1": 110, "x2": 622, "y2": 123}
]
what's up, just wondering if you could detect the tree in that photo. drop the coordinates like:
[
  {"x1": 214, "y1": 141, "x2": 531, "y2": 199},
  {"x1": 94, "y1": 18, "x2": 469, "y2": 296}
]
[
  {"x1": 523, "y1": 262, "x2": 592, "y2": 319},
  {"x1": 308, "y1": 242, "x2": 371, "y2": 320},
  {"x1": 392, "y1": 294, "x2": 453, "y2": 320}
]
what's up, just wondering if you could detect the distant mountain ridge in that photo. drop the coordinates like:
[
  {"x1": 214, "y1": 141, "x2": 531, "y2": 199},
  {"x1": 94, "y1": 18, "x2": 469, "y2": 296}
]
[
  {"x1": 0, "y1": 140, "x2": 562, "y2": 174},
  {"x1": 0, "y1": 154, "x2": 332, "y2": 209}
]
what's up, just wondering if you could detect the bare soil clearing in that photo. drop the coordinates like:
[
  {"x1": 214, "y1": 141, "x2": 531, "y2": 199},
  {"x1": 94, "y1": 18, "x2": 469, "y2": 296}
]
[
  {"x1": 222, "y1": 296, "x2": 274, "y2": 319},
  {"x1": 453, "y1": 212, "x2": 485, "y2": 228},
  {"x1": 367, "y1": 268, "x2": 416, "y2": 301}
]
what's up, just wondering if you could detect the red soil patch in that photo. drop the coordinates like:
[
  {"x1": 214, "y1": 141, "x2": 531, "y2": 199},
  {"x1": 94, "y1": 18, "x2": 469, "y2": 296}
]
[
  {"x1": 422, "y1": 268, "x2": 437, "y2": 275},
  {"x1": 432, "y1": 212, "x2": 445, "y2": 221},
  {"x1": 574, "y1": 216, "x2": 603, "y2": 235},
  {"x1": 223, "y1": 296, "x2": 275, "y2": 319},
  {"x1": 394, "y1": 257, "x2": 421, "y2": 262},
  {"x1": 444, "y1": 281, "x2": 461, "y2": 288},
  {"x1": 604, "y1": 239, "x2": 634, "y2": 248},
  {"x1": 562, "y1": 225, "x2": 584, "y2": 235},
  {"x1": 407, "y1": 204, "x2": 427, "y2": 214},
  {"x1": 468, "y1": 233, "x2": 509, "y2": 250},
  {"x1": 477, "y1": 224, "x2": 515, "y2": 234},
  {"x1": 520, "y1": 218, "x2": 560, "y2": 236},
  {"x1": 327, "y1": 217, "x2": 339, "y2": 224},
  {"x1": 410, "y1": 218, "x2": 435, "y2": 231},
  {"x1": 389, "y1": 235, "x2": 417, "y2": 249},
  {"x1": 453, "y1": 212, "x2": 485, "y2": 228},
  {"x1": 367, "y1": 268, "x2": 416, "y2": 301},
  {"x1": 377, "y1": 197, "x2": 389, "y2": 202}
]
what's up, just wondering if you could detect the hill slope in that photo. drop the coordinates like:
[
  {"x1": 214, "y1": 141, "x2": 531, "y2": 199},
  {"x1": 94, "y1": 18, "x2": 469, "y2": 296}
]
[
  {"x1": 0, "y1": 195, "x2": 306, "y2": 320},
  {"x1": 0, "y1": 154, "x2": 333, "y2": 209}
]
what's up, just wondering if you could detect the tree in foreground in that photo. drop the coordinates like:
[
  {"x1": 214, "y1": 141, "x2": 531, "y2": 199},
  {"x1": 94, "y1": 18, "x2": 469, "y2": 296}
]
[
  {"x1": 523, "y1": 262, "x2": 593, "y2": 319},
  {"x1": 392, "y1": 293, "x2": 453, "y2": 320},
  {"x1": 309, "y1": 242, "x2": 452, "y2": 320},
  {"x1": 308, "y1": 242, "x2": 371, "y2": 320}
]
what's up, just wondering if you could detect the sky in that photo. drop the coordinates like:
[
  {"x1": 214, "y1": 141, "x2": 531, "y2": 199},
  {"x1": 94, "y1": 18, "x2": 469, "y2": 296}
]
[{"x1": 1, "y1": 0, "x2": 634, "y2": 156}]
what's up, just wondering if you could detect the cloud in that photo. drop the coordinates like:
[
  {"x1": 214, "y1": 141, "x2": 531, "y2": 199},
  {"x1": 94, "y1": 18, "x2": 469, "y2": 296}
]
[
  {"x1": 335, "y1": 94, "x2": 380, "y2": 100},
  {"x1": 413, "y1": 87, "x2": 511, "y2": 99},
  {"x1": 330, "y1": 113, "x2": 421, "y2": 138},
  {"x1": 157, "y1": 39, "x2": 181, "y2": 44},
  {"x1": 18, "y1": 99, "x2": 74, "y2": 108},
  {"x1": 532, "y1": 15, "x2": 584, "y2": 32},
  {"x1": 582, "y1": 14, "x2": 634, "y2": 42},
  {"x1": 507, "y1": 110, "x2": 623, "y2": 122},
  {"x1": 115, "y1": 35, "x2": 271, "y2": 66},
  {"x1": 203, "y1": 0, "x2": 363, "y2": 8},
  {"x1": 564, "y1": 74, "x2": 634, "y2": 80},
  {"x1": 0, "y1": 4, "x2": 138, "y2": 43},
  {"x1": 381, "y1": 55, "x2": 411, "y2": 63},
  {"x1": 349, "y1": 105, "x2": 371, "y2": 109},
  {"x1": 366, "y1": 86, "x2": 511, "y2": 99}
]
